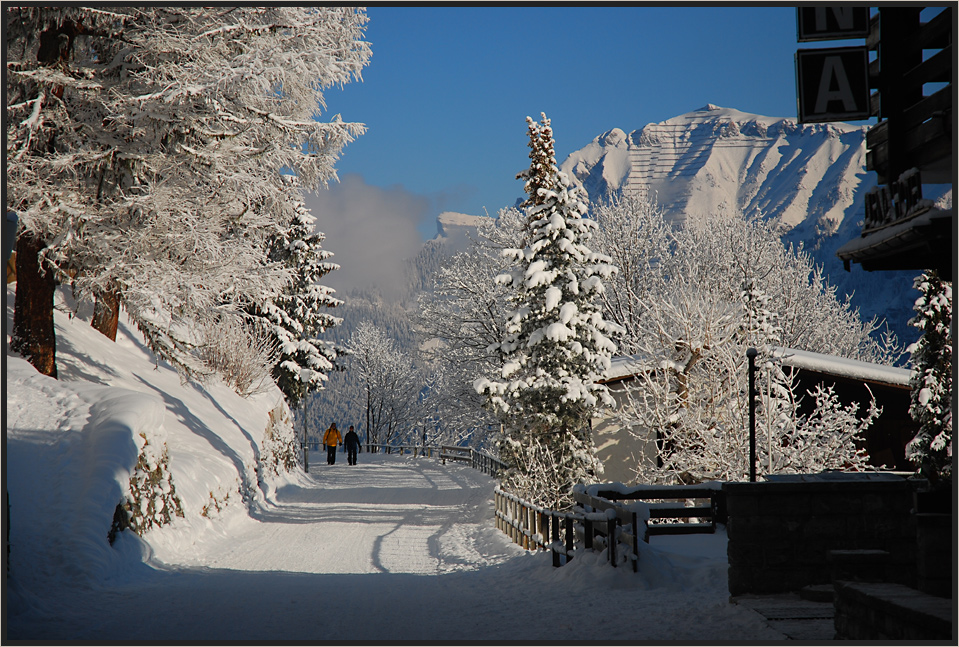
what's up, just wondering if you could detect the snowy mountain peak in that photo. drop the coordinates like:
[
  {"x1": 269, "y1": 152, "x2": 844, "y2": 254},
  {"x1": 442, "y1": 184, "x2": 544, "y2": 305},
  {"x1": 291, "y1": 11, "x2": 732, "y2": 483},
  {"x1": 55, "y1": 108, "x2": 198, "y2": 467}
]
[
  {"x1": 559, "y1": 104, "x2": 921, "y2": 343},
  {"x1": 561, "y1": 104, "x2": 871, "y2": 233}
]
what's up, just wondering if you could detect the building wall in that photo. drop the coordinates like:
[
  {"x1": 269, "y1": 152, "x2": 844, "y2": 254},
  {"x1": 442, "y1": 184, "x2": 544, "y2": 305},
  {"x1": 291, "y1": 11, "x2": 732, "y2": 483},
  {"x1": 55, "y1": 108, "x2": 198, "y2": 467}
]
[
  {"x1": 591, "y1": 381, "x2": 657, "y2": 485},
  {"x1": 592, "y1": 366, "x2": 918, "y2": 483}
]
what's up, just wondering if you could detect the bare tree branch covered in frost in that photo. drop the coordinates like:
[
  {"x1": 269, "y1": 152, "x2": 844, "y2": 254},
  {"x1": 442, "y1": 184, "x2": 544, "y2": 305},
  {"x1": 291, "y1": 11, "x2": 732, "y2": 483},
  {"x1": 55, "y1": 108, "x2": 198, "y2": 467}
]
[
  {"x1": 7, "y1": 7, "x2": 370, "y2": 382},
  {"x1": 414, "y1": 207, "x2": 527, "y2": 448},
  {"x1": 475, "y1": 114, "x2": 623, "y2": 509},
  {"x1": 591, "y1": 194, "x2": 895, "y2": 484},
  {"x1": 905, "y1": 271, "x2": 953, "y2": 485},
  {"x1": 344, "y1": 322, "x2": 425, "y2": 448}
]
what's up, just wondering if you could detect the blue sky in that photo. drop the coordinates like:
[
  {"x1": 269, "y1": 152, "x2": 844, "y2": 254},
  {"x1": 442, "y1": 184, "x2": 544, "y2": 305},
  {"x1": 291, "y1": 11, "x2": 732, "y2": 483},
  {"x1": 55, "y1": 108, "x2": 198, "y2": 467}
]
[{"x1": 304, "y1": 5, "x2": 858, "y2": 295}]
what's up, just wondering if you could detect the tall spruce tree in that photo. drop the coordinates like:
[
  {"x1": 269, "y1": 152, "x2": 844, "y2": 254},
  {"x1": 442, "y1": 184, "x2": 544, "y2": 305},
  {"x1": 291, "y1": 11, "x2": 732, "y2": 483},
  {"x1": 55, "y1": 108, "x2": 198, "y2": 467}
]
[
  {"x1": 250, "y1": 176, "x2": 343, "y2": 407},
  {"x1": 905, "y1": 271, "x2": 953, "y2": 485},
  {"x1": 475, "y1": 114, "x2": 621, "y2": 508}
]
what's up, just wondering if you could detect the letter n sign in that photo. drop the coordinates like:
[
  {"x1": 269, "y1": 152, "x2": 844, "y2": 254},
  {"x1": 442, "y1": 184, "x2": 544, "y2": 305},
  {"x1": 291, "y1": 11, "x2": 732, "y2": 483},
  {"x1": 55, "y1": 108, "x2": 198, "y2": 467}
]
[
  {"x1": 796, "y1": 46, "x2": 870, "y2": 123},
  {"x1": 797, "y1": 7, "x2": 869, "y2": 41}
]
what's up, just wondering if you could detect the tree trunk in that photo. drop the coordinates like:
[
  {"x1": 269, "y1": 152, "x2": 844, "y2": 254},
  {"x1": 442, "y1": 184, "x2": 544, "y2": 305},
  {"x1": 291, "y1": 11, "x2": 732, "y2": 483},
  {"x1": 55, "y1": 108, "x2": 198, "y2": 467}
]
[
  {"x1": 91, "y1": 288, "x2": 120, "y2": 341},
  {"x1": 11, "y1": 230, "x2": 58, "y2": 378}
]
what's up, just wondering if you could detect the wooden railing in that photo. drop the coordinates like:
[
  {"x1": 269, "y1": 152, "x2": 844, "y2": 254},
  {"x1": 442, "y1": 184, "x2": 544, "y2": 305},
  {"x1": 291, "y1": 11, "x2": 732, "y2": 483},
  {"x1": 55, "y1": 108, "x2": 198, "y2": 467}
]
[
  {"x1": 356, "y1": 443, "x2": 506, "y2": 478},
  {"x1": 494, "y1": 487, "x2": 642, "y2": 571},
  {"x1": 440, "y1": 445, "x2": 507, "y2": 477},
  {"x1": 494, "y1": 482, "x2": 729, "y2": 571},
  {"x1": 591, "y1": 484, "x2": 726, "y2": 538},
  {"x1": 363, "y1": 443, "x2": 439, "y2": 457}
]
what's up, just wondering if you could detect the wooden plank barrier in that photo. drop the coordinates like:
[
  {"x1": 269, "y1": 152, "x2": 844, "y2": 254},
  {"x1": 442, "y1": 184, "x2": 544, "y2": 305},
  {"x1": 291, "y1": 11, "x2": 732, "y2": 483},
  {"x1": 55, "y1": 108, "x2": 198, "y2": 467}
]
[
  {"x1": 593, "y1": 485, "x2": 726, "y2": 538},
  {"x1": 493, "y1": 487, "x2": 641, "y2": 571},
  {"x1": 572, "y1": 490, "x2": 640, "y2": 572}
]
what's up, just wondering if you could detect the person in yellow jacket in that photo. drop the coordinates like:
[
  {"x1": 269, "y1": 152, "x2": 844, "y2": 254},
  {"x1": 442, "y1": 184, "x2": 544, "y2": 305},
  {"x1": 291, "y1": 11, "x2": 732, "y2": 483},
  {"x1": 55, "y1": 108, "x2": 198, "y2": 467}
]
[{"x1": 323, "y1": 422, "x2": 342, "y2": 465}]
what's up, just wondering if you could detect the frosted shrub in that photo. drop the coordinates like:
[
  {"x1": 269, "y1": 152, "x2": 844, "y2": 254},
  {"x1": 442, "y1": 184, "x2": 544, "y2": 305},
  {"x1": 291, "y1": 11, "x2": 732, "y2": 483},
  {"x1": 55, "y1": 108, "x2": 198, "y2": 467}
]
[
  {"x1": 597, "y1": 201, "x2": 892, "y2": 484},
  {"x1": 119, "y1": 434, "x2": 184, "y2": 538},
  {"x1": 259, "y1": 405, "x2": 300, "y2": 476},
  {"x1": 198, "y1": 315, "x2": 279, "y2": 398}
]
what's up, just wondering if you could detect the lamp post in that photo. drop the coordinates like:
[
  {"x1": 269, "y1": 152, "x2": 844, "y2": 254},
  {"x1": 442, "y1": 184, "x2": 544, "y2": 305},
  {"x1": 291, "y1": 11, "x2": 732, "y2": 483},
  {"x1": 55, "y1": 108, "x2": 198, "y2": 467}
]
[
  {"x1": 746, "y1": 347, "x2": 758, "y2": 482},
  {"x1": 302, "y1": 391, "x2": 309, "y2": 473}
]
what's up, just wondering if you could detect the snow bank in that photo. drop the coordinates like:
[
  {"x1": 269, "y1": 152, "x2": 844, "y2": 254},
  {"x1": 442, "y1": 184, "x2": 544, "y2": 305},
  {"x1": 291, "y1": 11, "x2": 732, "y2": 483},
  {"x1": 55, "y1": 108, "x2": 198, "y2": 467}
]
[{"x1": 5, "y1": 283, "x2": 291, "y2": 590}]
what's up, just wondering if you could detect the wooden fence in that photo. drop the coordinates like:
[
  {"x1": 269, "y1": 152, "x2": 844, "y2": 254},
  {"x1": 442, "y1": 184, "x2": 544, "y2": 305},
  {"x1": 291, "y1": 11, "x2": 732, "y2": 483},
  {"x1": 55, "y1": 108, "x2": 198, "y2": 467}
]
[
  {"x1": 440, "y1": 445, "x2": 507, "y2": 477},
  {"x1": 363, "y1": 443, "x2": 439, "y2": 457},
  {"x1": 493, "y1": 487, "x2": 642, "y2": 571},
  {"x1": 591, "y1": 485, "x2": 726, "y2": 538},
  {"x1": 356, "y1": 443, "x2": 506, "y2": 478},
  {"x1": 493, "y1": 483, "x2": 729, "y2": 571}
]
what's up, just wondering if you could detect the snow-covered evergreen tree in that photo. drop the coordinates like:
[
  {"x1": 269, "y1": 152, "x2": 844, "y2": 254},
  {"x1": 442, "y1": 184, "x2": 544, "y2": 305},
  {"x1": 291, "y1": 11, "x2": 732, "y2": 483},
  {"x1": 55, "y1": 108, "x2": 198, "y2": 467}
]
[
  {"x1": 6, "y1": 7, "x2": 370, "y2": 379},
  {"x1": 475, "y1": 114, "x2": 622, "y2": 508},
  {"x1": 249, "y1": 176, "x2": 343, "y2": 408},
  {"x1": 905, "y1": 271, "x2": 953, "y2": 485}
]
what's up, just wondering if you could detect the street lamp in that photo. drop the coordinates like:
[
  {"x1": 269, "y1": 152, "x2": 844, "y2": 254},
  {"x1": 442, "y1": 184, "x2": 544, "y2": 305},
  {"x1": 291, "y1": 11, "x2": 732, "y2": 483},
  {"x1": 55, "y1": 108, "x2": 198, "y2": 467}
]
[{"x1": 746, "y1": 347, "x2": 758, "y2": 483}]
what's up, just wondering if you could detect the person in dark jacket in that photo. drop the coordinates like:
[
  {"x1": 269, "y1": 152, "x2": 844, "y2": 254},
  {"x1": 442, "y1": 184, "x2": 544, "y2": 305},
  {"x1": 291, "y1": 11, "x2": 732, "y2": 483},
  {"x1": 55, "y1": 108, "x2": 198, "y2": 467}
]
[{"x1": 344, "y1": 425, "x2": 361, "y2": 466}]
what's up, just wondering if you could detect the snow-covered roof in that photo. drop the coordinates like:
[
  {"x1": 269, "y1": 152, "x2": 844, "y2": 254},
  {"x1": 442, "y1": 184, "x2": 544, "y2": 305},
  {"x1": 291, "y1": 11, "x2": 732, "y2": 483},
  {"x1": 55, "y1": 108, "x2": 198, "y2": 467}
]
[
  {"x1": 600, "y1": 348, "x2": 911, "y2": 388},
  {"x1": 835, "y1": 205, "x2": 952, "y2": 261},
  {"x1": 600, "y1": 353, "x2": 653, "y2": 383},
  {"x1": 770, "y1": 347, "x2": 911, "y2": 387}
]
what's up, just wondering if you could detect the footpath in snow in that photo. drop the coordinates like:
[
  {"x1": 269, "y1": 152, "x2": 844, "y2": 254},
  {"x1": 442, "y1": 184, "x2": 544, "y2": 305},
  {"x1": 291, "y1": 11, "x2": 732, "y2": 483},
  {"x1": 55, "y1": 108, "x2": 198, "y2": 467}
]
[
  {"x1": 8, "y1": 453, "x2": 783, "y2": 642},
  {"x1": 5, "y1": 283, "x2": 783, "y2": 641}
]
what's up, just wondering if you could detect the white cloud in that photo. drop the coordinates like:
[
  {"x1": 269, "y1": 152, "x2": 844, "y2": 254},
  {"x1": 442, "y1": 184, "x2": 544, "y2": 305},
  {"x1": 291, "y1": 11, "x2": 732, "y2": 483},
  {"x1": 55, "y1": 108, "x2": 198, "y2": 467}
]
[{"x1": 302, "y1": 174, "x2": 431, "y2": 299}]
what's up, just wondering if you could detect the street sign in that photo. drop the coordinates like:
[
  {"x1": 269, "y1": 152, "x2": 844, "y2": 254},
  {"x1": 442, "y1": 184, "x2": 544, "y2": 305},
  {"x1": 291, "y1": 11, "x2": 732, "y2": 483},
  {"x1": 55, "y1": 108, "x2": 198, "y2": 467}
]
[
  {"x1": 796, "y1": 46, "x2": 871, "y2": 123},
  {"x1": 797, "y1": 7, "x2": 870, "y2": 41}
]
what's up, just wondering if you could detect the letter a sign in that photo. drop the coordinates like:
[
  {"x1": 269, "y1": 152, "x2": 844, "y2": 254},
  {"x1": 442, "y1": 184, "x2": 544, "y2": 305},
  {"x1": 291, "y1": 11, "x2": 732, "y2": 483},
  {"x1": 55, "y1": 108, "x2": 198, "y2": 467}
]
[{"x1": 796, "y1": 46, "x2": 870, "y2": 123}]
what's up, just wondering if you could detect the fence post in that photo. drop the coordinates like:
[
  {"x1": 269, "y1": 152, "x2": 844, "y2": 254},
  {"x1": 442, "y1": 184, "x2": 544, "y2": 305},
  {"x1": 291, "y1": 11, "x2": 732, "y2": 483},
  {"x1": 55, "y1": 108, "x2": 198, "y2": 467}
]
[
  {"x1": 631, "y1": 511, "x2": 639, "y2": 573},
  {"x1": 520, "y1": 501, "x2": 527, "y2": 550},
  {"x1": 565, "y1": 514, "x2": 574, "y2": 562},
  {"x1": 584, "y1": 516, "x2": 593, "y2": 550},
  {"x1": 608, "y1": 516, "x2": 618, "y2": 567}
]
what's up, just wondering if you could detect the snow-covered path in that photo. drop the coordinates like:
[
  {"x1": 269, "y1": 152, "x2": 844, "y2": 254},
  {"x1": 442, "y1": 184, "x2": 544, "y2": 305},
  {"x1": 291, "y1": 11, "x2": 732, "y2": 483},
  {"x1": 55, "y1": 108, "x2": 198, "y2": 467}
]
[
  {"x1": 155, "y1": 457, "x2": 511, "y2": 577},
  {"x1": 8, "y1": 454, "x2": 784, "y2": 642},
  {"x1": 3, "y1": 284, "x2": 786, "y2": 642}
]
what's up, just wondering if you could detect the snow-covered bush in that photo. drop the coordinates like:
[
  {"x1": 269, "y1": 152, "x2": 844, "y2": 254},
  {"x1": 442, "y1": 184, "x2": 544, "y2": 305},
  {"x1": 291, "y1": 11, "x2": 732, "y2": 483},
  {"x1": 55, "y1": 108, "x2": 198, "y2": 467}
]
[
  {"x1": 115, "y1": 433, "x2": 184, "y2": 539},
  {"x1": 197, "y1": 314, "x2": 279, "y2": 398},
  {"x1": 259, "y1": 404, "x2": 301, "y2": 477},
  {"x1": 476, "y1": 114, "x2": 621, "y2": 508},
  {"x1": 906, "y1": 271, "x2": 953, "y2": 485},
  {"x1": 594, "y1": 197, "x2": 892, "y2": 484}
]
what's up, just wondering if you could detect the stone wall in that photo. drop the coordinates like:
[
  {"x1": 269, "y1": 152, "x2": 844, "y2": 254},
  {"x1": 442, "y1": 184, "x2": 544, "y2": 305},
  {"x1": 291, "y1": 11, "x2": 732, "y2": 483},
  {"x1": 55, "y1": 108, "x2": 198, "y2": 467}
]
[
  {"x1": 725, "y1": 479, "x2": 921, "y2": 596},
  {"x1": 834, "y1": 581, "x2": 954, "y2": 640}
]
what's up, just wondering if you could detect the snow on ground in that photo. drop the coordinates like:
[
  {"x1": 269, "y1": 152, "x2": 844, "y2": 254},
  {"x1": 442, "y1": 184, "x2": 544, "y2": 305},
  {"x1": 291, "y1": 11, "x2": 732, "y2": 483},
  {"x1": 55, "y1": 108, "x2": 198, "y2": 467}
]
[{"x1": 4, "y1": 283, "x2": 784, "y2": 642}]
